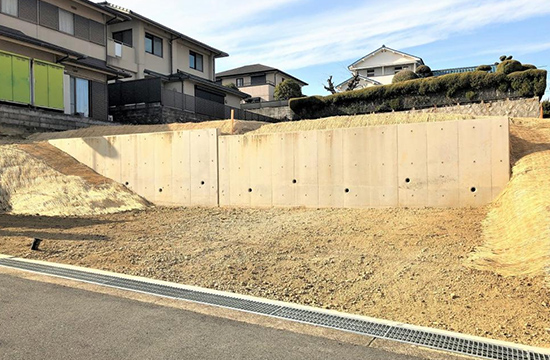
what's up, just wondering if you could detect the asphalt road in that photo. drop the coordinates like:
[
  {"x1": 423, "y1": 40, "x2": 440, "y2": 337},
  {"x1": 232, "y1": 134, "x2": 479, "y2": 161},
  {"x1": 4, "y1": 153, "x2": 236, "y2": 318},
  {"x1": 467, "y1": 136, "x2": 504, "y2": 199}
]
[{"x1": 0, "y1": 273, "x2": 425, "y2": 360}]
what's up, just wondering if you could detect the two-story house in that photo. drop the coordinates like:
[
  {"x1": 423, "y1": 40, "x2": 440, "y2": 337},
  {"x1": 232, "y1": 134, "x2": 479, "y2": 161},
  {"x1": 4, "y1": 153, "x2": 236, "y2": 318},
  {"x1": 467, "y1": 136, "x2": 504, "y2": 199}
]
[
  {"x1": 98, "y1": 2, "x2": 250, "y2": 122},
  {"x1": 0, "y1": 0, "x2": 129, "y2": 123},
  {"x1": 215, "y1": 64, "x2": 308, "y2": 102},
  {"x1": 336, "y1": 45, "x2": 424, "y2": 91}
]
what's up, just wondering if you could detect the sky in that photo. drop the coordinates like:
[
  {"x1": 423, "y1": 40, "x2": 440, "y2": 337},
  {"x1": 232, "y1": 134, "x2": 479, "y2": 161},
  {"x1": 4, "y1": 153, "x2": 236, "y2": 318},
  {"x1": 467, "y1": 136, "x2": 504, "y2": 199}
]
[{"x1": 103, "y1": 0, "x2": 550, "y2": 99}]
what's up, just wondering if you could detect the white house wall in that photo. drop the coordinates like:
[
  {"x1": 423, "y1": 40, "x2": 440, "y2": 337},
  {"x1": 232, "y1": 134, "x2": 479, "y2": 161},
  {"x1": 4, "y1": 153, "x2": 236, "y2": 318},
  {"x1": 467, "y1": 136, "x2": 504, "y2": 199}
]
[{"x1": 352, "y1": 50, "x2": 419, "y2": 70}]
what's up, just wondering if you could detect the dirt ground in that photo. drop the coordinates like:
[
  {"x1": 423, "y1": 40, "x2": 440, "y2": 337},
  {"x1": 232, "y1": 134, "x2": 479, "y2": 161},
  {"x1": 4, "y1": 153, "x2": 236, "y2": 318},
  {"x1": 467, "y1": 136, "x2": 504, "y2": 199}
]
[{"x1": 1, "y1": 206, "x2": 548, "y2": 347}]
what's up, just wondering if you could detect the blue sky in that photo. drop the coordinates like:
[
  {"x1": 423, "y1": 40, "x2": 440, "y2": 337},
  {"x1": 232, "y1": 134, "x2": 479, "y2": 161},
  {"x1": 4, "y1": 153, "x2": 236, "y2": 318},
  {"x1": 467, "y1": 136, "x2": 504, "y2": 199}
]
[{"x1": 105, "y1": 0, "x2": 550, "y2": 99}]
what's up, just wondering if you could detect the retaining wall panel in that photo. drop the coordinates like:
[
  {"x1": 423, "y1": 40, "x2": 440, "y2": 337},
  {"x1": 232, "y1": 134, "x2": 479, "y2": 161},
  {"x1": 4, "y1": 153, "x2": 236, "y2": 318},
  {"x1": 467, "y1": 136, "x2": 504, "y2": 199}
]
[
  {"x1": 318, "y1": 129, "x2": 344, "y2": 208},
  {"x1": 295, "y1": 131, "x2": 319, "y2": 207},
  {"x1": 398, "y1": 123, "x2": 429, "y2": 207},
  {"x1": 271, "y1": 133, "x2": 297, "y2": 207},
  {"x1": 427, "y1": 121, "x2": 460, "y2": 207},
  {"x1": 458, "y1": 119, "x2": 493, "y2": 206}
]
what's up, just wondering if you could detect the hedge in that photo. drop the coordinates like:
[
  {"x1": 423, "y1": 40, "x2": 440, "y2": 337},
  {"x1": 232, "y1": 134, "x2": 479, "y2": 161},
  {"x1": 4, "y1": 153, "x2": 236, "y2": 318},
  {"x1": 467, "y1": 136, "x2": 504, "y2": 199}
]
[
  {"x1": 543, "y1": 100, "x2": 550, "y2": 118},
  {"x1": 290, "y1": 69, "x2": 547, "y2": 119}
]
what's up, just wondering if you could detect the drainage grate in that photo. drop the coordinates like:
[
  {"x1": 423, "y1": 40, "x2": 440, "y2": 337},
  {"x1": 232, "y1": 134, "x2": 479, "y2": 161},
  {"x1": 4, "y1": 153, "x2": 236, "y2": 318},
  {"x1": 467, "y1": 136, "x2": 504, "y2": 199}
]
[{"x1": 1, "y1": 257, "x2": 548, "y2": 360}]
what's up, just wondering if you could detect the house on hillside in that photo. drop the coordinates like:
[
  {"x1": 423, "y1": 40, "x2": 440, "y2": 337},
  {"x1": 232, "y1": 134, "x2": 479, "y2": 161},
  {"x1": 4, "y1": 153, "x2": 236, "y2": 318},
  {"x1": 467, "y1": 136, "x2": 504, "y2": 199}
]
[
  {"x1": 96, "y1": 2, "x2": 256, "y2": 122},
  {"x1": 336, "y1": 45, "x2": 498, "y2": 92},
  {"x1": 0, "y1": 0, "x2": 129, "y2": 126},
  {"x1": 336, "y1": 45, "x2": 424, "y2": 91},
  {"x1": 216, "y1": 64, "x2": 308, "y2": 102}
]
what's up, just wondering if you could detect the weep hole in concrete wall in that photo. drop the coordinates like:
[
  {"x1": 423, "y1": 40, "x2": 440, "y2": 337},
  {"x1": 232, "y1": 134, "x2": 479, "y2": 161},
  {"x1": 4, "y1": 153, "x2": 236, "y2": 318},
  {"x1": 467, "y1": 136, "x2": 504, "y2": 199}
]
[{"x1": 49, "y1": 117, "x2": 510, "y2": 208}]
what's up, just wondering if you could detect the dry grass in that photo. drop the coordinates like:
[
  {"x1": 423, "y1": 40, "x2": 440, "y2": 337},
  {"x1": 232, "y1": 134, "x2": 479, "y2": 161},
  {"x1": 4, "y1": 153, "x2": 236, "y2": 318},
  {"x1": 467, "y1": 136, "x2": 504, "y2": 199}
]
[
  {"x1": 0, "y1": 145, "x2": 148, "y2": 216},
  {"x1": 467, "y1": 118, "x2": 550, "y2": 278},
  {"x1": 29, "y1": 120, "x2": 267, "y2": 141},
  {"x1": 250, "y1": 113, "x2": 481, "y2": 134}
]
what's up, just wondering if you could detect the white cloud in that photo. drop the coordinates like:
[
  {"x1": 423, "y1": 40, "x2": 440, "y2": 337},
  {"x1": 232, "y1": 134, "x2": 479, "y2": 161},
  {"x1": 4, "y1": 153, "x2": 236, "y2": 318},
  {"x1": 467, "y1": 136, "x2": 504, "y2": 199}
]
[{"x1": 101, "y1": 0, "x2": 550, "y2": 72}]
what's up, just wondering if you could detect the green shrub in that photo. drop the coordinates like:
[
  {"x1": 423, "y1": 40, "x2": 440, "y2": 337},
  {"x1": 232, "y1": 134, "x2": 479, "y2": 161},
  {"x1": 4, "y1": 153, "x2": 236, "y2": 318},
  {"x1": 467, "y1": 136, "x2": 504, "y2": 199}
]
[
  {"x1": 522, "y1": 64, "x2": 537, "y2": 70},
  {"x1": 415, "y1": 65, "x2": 433, "y2": 78},
  {"x1": 274, "y1": 79, "x2": 303, "y2": 100},
  {"x1": 542, "y1": 100, "x2": 550, "y2": 118},
  {"x1": 289, "y1": 69, "x2": 547, "y2": 119},
  {"x1": 476, "y1": 65, "x2": 492, "y2": 72},
  {"x1": 392, "y1": 70, "x2": 418, "y2": 83},
  {"x1": 497, "y1": 60, "x2": 524, "y2": 74},
  {"x1": 499, "y1": 55, "x2": 507, "y2": 62}
]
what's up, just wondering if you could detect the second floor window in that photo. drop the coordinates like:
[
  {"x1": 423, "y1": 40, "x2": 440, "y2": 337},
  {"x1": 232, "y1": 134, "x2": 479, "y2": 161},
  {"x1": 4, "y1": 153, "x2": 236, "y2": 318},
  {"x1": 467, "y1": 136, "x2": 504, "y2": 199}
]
[
  {"x1": 366, "y1": 69, "x2": 375, "y2": 77},
  {"x1": 1, "y1": 0, "x2": 17, "y2": 16},
  {"x1": 59, "y1": 9, "x2": 74, "y2": 35},
  {"x1": 145, "y1": 33, "x2": 162, "y2": 57},
  {"x1": 113, "y1": 29, "x2": 133, "y2": 47},
  {"x1": 236, "y1": 78, "x2": 243, "y2": 87},
  {"x1": 189, "y1": 51, "x2": 203, "y2": 72}
]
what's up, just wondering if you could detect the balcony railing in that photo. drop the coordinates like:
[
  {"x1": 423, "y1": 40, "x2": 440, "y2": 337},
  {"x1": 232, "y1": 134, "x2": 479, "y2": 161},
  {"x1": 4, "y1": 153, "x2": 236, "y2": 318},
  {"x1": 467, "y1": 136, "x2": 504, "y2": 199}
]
[{"x1": 236, "y1": 80, "x2": 276, "y2": 87}]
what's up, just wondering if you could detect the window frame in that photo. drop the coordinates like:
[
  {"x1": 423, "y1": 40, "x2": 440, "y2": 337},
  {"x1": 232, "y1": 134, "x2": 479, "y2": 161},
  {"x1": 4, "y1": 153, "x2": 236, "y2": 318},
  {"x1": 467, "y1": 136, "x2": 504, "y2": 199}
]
[
  {"x1": 58, "y1": 8, "x2": 74, "y2": 35},
  {"x1": 1, "y1": 0, "x2": 18, "y2": 16},
  {"x1": 112, "y1": 29, "x2": 133, "y2": 47},
  {"x1": 145, "y1": 33, "x2": 163, "y2": 57},
  {"x1": 189, "y1": 50, "x2": 203, "y2": 72},
  {"x1": 366, "y1": 68, "x2": 375, "y2": 77},
  {"x1": 236, "y1": 78, "x2": 243, "y2": 87},
  {"x1": 69, "y1": 76, "x2": 90, "y2": 117}
]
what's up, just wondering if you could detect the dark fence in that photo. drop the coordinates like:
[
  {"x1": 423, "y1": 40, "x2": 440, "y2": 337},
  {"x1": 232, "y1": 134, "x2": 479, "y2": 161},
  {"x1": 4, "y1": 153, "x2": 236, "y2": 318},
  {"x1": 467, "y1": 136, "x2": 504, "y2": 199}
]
[
  {"x1": 162, "y1": 89, "x2": 278, "y2": 122},
  {"x1": 109, "y1": 78, "x2": 162, "y2": 107},
  {"x1": 109, "y1": 79, "x2": 278, "y2": 122}
]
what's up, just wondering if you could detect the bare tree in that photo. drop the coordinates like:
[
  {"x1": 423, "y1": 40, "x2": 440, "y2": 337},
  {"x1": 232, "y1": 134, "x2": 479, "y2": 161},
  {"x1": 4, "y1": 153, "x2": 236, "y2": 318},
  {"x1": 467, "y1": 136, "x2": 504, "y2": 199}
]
[
  {"x1": 346, "y1": 74, "x2": 361, "y2": 91},
  {"x1": 324, "y1": 76, "x2": 337, "y2": 94}
]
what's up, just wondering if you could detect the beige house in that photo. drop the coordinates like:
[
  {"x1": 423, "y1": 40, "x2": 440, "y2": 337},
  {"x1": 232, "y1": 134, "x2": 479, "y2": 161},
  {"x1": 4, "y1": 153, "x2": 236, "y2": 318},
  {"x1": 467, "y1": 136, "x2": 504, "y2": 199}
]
[
  {"x1": 99, "y1": 2, "x2": 247, "y2": 109},
  {"x1": 216, "y1": 64, "x2": 308, "y2": 102},
  {"x1": 337, "y1": 45, "x2": 424, "y2": 91},
  {"x1": 0, "y1": 0, "x2": 128, "y2": 120}
]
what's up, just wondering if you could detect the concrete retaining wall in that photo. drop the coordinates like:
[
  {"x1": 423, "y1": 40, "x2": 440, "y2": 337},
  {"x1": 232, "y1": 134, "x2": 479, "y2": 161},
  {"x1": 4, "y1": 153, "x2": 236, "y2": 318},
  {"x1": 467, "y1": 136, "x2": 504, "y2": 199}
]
[
  {"x1": 218, "y1": 117, "x2": 509, "y2": 208},
  {"x1": 50, "y1": 129, "x2": 219, "y2": 206},
  {"x1": 50, "y1": 117, "x2": 509, "y2": 208}
]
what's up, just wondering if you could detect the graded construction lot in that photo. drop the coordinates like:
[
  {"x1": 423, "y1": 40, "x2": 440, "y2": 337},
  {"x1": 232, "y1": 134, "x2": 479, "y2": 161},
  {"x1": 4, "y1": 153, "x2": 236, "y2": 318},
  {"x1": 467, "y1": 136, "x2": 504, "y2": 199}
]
[{"x1": 1, "y1": 205, "x2": 548, "y2": 347}]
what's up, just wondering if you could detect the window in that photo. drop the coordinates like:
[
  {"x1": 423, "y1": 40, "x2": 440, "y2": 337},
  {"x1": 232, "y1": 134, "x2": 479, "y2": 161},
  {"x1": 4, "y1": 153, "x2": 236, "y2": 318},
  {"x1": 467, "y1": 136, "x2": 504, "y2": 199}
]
[
  {"x1": 113, "y1": 29, "x2": 133, "y2": 47},
  {"x1": 145, "y1": 33, "x2": 162, "y2": 57},
  {"x1": 366, "y1": 68, "x2": 375, "y2": 77},
  {"x1": 189, "y1": 50, "x2": 203, "y2": 71},
  {"x1": 69, "y1": 77, "x2": 89, "y2": 117},
  {"x1": 59, "y1": 9, "x2": 74, "y2": 35},
  {"x1": 1, "y1": 0, "x2": 18, "y2": 16},
  {"x1": 236, "y1": 78, "x2": 243, "y2": 87},
  {"x1": 251, "y1": 74, "x2": 266, "y2": 85},
  {"x1": 394, "y1": 66, "x2": 408, "y2": 74}
]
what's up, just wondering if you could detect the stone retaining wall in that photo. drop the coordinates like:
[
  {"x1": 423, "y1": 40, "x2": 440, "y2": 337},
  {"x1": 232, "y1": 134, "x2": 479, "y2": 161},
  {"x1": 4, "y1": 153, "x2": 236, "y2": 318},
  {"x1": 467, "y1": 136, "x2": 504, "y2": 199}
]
[{"x1": 0, "y1": 103, "x2": 116, "y2": 132}]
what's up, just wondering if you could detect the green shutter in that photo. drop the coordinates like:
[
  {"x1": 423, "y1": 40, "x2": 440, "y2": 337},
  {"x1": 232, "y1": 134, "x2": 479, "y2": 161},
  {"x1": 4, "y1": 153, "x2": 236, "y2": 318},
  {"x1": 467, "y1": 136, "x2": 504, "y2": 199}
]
[
  {"x1": 12, "y1": 55, "x2": 31, "y2": 104},
  {"x1": 48, "y1": 65, "x2": 64, "y2": 110},
  {"x1": 33, "y1": 61, "x2": 49, "y2": 108},
  {"x1": 0, "y1": 52, "x2": 14, "y2": 102},
  {"x1": 0, "y1": 50, "x2": 31, "y2": 105},
  {"x1": 33, "y1": 59, "x2": 64, "y2": 109}
]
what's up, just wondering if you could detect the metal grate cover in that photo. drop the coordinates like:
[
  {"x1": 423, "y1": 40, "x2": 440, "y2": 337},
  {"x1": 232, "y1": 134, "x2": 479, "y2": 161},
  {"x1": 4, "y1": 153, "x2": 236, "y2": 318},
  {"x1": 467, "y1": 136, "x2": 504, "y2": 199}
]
[{"x1": 0, "y1": 257, "x2": 548, "y2": 360}]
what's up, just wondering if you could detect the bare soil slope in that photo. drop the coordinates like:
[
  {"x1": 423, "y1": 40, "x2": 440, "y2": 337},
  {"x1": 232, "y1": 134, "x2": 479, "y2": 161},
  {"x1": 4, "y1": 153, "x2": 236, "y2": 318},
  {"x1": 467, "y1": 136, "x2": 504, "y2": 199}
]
[
  {"x1": 0, "y1": 143, "x2": 148, "y2": 216},
  {"x1": 467, "y1": 118, "x2": 550, "y2": 279}
]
